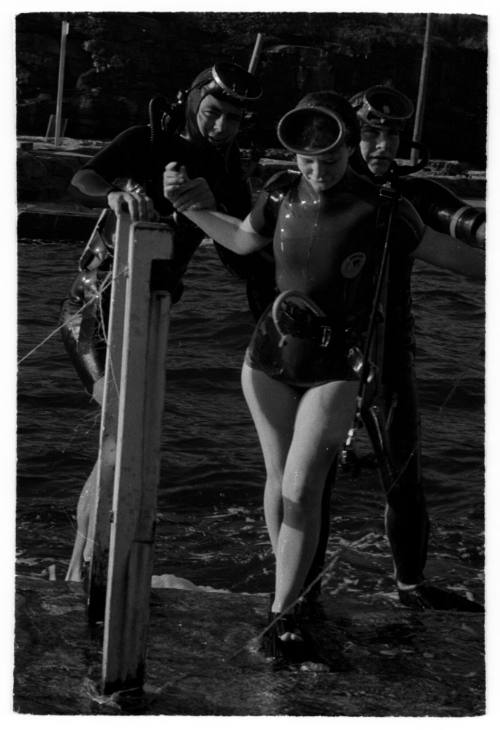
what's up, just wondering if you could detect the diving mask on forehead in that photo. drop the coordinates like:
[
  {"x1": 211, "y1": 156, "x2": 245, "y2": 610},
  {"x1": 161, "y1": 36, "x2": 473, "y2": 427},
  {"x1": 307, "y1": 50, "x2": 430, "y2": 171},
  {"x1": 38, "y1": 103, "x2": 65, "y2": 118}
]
[
  {"x1": 196, "y1": 62, "x2": 263, "y2": 103},
  {"x1": 277, "y1": 106, "x2": 346, "y2": 155},
  {"x1": 149, "y1": 63, "x2": 262, "y2": 144},
  {"x1": 351, "y1": 85, "x2": 414, "y2": 131}
]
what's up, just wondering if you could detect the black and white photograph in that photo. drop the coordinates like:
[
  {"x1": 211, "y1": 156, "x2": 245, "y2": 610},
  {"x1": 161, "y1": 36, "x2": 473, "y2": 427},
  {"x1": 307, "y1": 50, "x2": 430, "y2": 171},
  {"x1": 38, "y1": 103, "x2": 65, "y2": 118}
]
[{"x1": 10, "y1": 2, "x2": 494, "y2": 719}]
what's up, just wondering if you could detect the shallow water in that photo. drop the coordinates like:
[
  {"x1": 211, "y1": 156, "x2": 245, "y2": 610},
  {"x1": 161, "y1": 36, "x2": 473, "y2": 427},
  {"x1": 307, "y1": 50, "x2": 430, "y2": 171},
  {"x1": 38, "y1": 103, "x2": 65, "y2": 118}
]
[{"x1": 17, "y1": 237, "x2": 485, "y2": 610}]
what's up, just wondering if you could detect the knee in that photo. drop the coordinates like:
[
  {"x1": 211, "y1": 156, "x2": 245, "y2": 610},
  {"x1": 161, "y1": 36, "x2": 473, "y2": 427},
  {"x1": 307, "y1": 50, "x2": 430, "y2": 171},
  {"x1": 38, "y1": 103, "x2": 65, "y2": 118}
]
[
  {"x1": 282, "y1": 471, "x2": 323, "y2": 522},
  {"x1": 264, "y1": 473, "x2": 283, "y2": 503}
]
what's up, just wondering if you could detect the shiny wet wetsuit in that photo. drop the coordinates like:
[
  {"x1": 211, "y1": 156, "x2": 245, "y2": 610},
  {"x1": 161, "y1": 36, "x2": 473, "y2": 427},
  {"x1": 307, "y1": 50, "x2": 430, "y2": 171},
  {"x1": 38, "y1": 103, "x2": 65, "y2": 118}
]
[
  {"x1": 239, "y1": 162, "x2": 484, "y2": 592},
  {"x1": 246, "y1": 166, "x2": 429, "y2": 588},
  {"x1": 60, "y1": 124, "x2": 252, "y2": 394},
  {"x1": 247, "y1": 167, "x2": 422, "y2": 376}
]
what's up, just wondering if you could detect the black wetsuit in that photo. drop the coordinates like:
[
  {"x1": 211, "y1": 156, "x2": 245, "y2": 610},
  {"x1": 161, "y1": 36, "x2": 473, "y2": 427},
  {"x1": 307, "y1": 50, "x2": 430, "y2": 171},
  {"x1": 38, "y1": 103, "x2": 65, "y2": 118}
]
[
  {"x1": 236, "y1": 161, "x2": 483, "y2": 591},
  {"x1": 244, "y1": 166, "x2": 429, "y2": 588},
  {"x1": 60, "y1": 124, "x2": 251, "y2": 394},
  {"x1": 246, "y1": 168, "x2": 422, "y2": 377}
]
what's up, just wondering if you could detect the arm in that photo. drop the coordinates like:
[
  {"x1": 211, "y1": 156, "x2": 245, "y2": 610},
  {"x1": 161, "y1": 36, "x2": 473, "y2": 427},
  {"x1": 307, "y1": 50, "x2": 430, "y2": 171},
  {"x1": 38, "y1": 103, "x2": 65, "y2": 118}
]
[
  {"x1": 163, "y1": 162, "x2": 270, "y2": 254},
  {"x1": 69, "y1": 168, "x2": 115, "y2": 209},
  {"x1": 72, "y1": 168, "x2": 157, "y2": 222},
  {"x1": 400, "y1": 176, "x2": 485, "y2": 249},
  {"x1": 72, "y1": 167, "x2": 118, "y2": 200},
  {"x1": 182, "y1": 209, "x2": 270, "y2": 255},
  {"x1": 413, "y1": 226, "x2": 485, "y2": 280}
]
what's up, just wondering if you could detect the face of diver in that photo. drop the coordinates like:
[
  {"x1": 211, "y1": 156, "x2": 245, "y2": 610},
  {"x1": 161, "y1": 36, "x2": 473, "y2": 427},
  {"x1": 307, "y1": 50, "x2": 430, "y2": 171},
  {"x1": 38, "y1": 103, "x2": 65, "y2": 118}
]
[
  {"x1": 359, "y1": 124, "x2": 400, "y2": 177},
  {"x1": 296, "y1": 144, "x2": 353, "y2": 194},
  {"x1": 196, "y1": 94, "x2": 244, "y2": 147}
]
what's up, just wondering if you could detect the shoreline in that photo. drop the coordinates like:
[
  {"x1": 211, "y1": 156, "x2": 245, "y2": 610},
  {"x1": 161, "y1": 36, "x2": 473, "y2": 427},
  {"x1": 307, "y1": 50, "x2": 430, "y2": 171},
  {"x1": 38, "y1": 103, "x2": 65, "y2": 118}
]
[{"x1": 17, "y1": 136, "x2": 486, "y2": 241}]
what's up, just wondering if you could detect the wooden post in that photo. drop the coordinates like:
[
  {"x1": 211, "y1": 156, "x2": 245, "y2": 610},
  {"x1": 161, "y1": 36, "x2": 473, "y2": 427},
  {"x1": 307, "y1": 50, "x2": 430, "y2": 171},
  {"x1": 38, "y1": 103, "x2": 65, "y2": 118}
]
[
  {"x1": 101, "y1": 221, "x2": 173, "y2": 693},
  {"x1": 54, "y1": 20, "x2": 69, "y2": 146},
  {"x1": 411, "y1": 13, "x2": 432, "y2": 165},
  {"x1": 248, "y1": 33, "x2": 264, "y2": 74},
  {"x1": 45, "y1": 114, "x2": 68, "y2": 141},
  {"x1": 86, "y1": 211, "x2": 132, "y2": 623}
]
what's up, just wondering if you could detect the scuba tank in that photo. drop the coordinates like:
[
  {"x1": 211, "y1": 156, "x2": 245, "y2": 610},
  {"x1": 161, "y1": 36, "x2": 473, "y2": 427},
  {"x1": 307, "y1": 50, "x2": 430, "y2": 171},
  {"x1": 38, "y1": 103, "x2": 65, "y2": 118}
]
[
  {"x1": 398, "y1": 175, "x2": 485, "y2": 249},
  {"x1": 149, "y1": 91, "x2": 186, "y2": 146}
]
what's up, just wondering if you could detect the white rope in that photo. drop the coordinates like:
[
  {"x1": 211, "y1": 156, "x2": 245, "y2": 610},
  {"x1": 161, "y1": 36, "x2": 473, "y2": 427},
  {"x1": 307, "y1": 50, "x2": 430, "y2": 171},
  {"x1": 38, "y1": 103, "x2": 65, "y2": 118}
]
[{"x1": 17, "y1": 265, "x2": 126, "y2": 367}]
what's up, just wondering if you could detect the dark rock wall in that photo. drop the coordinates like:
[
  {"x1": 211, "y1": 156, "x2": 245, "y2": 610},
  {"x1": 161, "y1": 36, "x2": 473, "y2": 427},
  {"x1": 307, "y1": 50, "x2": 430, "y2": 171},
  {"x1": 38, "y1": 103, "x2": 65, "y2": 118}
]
[{"x1": 16, "y1": 11, "x2": 487, "y2": 166}]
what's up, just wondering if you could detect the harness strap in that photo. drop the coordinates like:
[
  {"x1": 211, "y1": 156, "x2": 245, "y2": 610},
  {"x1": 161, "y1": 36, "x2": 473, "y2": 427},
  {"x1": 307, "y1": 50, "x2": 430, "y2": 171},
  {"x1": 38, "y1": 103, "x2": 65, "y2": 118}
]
[
  {"x1": 359, "y1": 178, "x2": 401, "y2": 392},
  {"x1": 341, "y1": 175, "x2": 402, "y2": 482}
]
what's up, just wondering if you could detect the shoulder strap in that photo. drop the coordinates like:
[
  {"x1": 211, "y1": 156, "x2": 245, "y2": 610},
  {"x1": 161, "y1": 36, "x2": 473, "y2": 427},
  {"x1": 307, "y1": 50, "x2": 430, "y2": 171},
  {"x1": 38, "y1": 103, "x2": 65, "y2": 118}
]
[{"x1": 361, "y1": 178, "x2": 401, "y2": 389}]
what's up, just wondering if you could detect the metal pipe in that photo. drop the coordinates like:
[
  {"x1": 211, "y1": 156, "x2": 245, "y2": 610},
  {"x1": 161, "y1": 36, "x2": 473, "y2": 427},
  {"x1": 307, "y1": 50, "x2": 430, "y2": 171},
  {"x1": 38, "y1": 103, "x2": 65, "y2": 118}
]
[
  {"x1": 54, "y1": 20, "x2": 69, "y2": 146},
  {"x1": 411, "y1": 14, "x2": 432, "y2": 165},
  {"x1": 248, "y1": 32, "x2": 264, "y2": 74}
]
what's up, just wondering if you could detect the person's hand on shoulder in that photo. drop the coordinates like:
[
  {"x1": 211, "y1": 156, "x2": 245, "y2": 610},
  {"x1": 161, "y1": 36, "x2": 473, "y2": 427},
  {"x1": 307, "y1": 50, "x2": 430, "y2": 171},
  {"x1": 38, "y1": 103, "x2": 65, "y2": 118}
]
[{"x1": 163, "y1": 162, "x2": 216, "y2": 212}]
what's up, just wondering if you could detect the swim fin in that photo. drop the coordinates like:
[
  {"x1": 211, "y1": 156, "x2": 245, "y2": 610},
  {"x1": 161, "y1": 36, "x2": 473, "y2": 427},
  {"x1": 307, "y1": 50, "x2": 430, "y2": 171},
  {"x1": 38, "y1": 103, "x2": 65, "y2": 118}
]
[
  {"x1": 398, "y1": 583, "x2": 484, "y2": 612},
  {"x1": 261, "y1": 611, "x2": 324, "y2": 666}
]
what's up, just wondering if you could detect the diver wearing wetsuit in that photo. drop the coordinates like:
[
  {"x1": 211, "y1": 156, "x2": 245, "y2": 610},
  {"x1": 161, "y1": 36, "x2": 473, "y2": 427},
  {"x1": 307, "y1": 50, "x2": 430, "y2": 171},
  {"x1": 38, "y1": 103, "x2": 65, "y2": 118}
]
[
  {"x1": 244, "y1": 161, "x2": 429, "y2": 592},
  {"x1": 317, "y1": 84, "x2": 483, "y2": 607},
  {"x1": 349, "y1": 85, "x2": 485, "y2": 249},
  {"x1": 349, "y1": 86, "x2": 484, "y2": 606},
  {"x1": 245, "y1": 167, "x2": 422, "y2": 381},
  {"x1": 164, "y1": 91, "x2": 484, "y2": 659},
  {"x1": 62, "y1": 63, "x2": 262, "y2": 584},
  {"x1": 61, "y1": 63, "x2": 260, "y2": 397},
  {"x1": 255, "y1": 87, "x2": 484, "y2": 609},
  {"x1": 209, "y1": 85, "x2": 484, "y2": 609}
]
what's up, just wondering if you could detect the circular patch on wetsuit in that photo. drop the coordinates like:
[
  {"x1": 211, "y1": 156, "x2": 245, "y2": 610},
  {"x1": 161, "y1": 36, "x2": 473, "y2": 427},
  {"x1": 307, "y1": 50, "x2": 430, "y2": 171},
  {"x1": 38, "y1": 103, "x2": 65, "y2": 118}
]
[{"x1": 340, "y1": 252, "x2": 367, "y2": 279}]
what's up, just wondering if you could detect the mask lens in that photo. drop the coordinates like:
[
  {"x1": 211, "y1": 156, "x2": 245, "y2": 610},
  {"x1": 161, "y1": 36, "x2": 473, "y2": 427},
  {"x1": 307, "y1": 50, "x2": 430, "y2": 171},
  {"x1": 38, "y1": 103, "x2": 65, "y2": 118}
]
[
  {"x1": 365, "y1": 86, "x2": 414, "y2": 121},
  {"x1": 277, "y1": 107, "x2": 345, "y2": 155},
  {"x1": 354, "y1": 86, "x2": 414, "y2": 130},
  {"x1": 211, "y1": 63, "x2": 262, "y2": 102}
]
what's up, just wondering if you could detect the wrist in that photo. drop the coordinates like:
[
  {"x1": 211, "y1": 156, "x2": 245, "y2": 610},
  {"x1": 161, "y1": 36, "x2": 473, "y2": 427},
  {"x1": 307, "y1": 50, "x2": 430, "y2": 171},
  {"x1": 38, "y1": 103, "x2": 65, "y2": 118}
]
[{"x1": 105, "y1": 186, "x2": 121, "y2": 204}]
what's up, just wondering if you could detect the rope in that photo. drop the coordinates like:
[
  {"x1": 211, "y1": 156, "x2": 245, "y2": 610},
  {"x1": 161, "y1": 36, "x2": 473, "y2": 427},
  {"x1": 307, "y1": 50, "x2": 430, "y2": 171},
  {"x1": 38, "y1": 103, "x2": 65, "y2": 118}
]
[{"x1": 17, "y1": 264, "x2": 126, "y2": 367}]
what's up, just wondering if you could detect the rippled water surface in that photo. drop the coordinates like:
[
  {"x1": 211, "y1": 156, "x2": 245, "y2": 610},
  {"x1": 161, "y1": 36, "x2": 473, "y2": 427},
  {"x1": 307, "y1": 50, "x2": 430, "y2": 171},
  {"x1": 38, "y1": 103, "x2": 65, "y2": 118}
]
[{"x1": 17, "y1": 237, "x2": 485, "y2": 607}]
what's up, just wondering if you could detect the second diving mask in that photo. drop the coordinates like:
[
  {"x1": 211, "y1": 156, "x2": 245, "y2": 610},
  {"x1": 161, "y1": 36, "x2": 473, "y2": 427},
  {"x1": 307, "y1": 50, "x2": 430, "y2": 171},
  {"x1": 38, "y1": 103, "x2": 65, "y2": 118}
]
[{"x1": 351, "y1": 85, "x2": 414, "y2": 131}]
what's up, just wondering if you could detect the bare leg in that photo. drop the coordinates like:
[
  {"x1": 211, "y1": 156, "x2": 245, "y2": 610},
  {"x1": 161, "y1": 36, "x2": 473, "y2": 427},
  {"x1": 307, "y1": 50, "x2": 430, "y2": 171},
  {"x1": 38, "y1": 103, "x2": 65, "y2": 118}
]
[
  {"x1": 241, "y1": 364, "x2": 300, "y2": 553},
  {"x1": 65, "y1": 463, "x2": 98, "y2": 581},
  {"x1": 65, "y1": 378, "x2": 104, "y2": 583},
  {"x1": 273, "y1": 380, "x2": 358, "y2": 613},
  {"x1": 242, "y1": 363, "x2": 358, "y2": 615}
]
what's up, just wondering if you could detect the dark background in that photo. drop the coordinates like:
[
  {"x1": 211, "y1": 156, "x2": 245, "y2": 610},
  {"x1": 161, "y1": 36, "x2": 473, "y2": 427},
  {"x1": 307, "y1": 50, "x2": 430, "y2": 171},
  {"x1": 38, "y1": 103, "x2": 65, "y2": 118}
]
[{"x1": 16, "y1": 11, "x2": 488, "y2": 167}]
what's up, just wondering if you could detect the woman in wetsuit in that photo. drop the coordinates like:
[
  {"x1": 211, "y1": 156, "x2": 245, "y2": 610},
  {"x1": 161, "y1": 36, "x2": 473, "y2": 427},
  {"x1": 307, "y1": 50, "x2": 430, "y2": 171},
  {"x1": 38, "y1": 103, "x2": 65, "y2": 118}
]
[
  {"x1": 62, "y1": 63, "x2": 262, "y2": 581},
  {"x1": 164, "y1": 91, "x2": 484, "y2": 661},
  {"x1": 235, "y1": 84, "x2": 486, "y2": 614}
]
